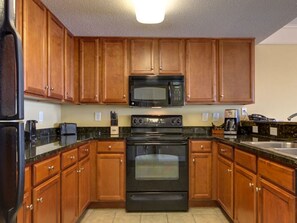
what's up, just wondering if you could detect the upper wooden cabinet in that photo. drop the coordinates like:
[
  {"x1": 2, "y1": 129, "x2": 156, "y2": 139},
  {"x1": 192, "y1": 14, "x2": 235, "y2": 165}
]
[
  {"x1": 47, "y1": 12, "x2": 64, "y2": 100},
  {"x1": 218, "y1": 39, "x2": 255, "y2": 104},
  {"x1": 64, "y1": 30, "x2": 75, "y2": 102},
  {"x1": 23, "y1": 0, "x2": 47, "y2": 97},
  {"x1": 79, "y1": 38, "x2": 100, "y2": 103},
  {"x1": 185, "y1": 39, "x2": 217, "y2": 103},
  {"x1": 130, "y1": 38, "x2": 185, "y2": 75},
  {"x1": 101, "y1": 38, "x2": 128, "y2": 104}
]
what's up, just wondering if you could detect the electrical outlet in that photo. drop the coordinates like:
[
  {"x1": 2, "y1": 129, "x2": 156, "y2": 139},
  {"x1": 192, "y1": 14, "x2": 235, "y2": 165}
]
[
  {"x1": 270, "y1": 127, "x2": 278, "y2": 136},
  {"x1": 241, "y1": 107, "x2": 248, "y2": 116},
  {"x1": 95, "y1": 112, "x2": 101, "y2": 121},
  {"x1": 202, "y1": 112, "x2": 209, "y2": 122},
  {"x1": 38, "y1": 111, "x2": 44, "y2": 122},
  {"x1": 252, "y1": 126, "x2": 258, "y2": 133},
  {"x1": 212, "y1": 113, "x2": 220, "y2": 121}
]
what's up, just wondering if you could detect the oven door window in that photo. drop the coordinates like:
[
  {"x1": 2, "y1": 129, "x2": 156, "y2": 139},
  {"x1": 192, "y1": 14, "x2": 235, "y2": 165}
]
[{"x1": 135, "y1": 154, "x2": 179, "y2": 180}]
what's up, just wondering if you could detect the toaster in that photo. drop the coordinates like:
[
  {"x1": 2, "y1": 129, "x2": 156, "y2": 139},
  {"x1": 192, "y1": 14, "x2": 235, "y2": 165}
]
[{"x1": 59, "y1": 123, "x2": 77, "y2": 135}]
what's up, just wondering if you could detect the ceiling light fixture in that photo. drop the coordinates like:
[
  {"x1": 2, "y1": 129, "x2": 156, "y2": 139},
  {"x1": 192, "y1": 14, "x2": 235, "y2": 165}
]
[{"x1": 133, "y1": 0, "x2": 166, "y2": 24}]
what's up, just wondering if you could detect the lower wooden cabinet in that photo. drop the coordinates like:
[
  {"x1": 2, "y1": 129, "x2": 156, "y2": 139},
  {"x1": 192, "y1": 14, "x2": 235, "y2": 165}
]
[
  {"x1": 78, "y1": 157, "x2": 91, "y2": 214},
  {"x1": 96, "y1": 153, "x2": 125, "y2": 201},
  {"x1": 33, "y1": 174, "x2": 60, "y2": 223},
  {"x1": 17, "y1": 192, "x2": 32, "y2": 223},
  {"x1": 234, "y1": 164, "x2": 257, "y2": 223},
  {"x1": 217, "y1": 155, "x2": 233, "y2": 218},
  {"x1": 258, "y1": 178, "x2": 296, "y2": 223}
]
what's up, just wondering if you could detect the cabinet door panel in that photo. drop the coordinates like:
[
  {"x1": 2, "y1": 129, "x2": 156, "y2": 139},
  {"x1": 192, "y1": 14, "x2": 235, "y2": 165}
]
[
  {"x1": 33, "y1": 175, "x2": 60, "y2": 223},
  {"x1": 258, "y1": 179, "x2": 296, "y2": 223},
  {"x1": 78, "y1": 157, "x2": 90, "y2": 215},
  {"x1": 190, "y1": 153, "x2": 212, "y2": 200},
  {"x1": 17, "y1": 192, "x2": 32, "y2": 223},
  {"x1": 47, "y1": 12, "x2": 64, "y2": 99},
  {"x1": 185, "y1": 39, "x2": 217, "y2": 103},
  {"x1": 234, "y1": 165, "x2": 256, "y2": 223},
  {"x1": 23, "y1": 0, "x2": 47, "y2": 96},
  {"x1": 80, "y1": 38, "x2": 100, "y2": 102},
  {"x1": 159, "y1": 39, "x2": 185, "y2": 74},
  {"x1": 64, "y1": 30, "x2": 75, "y2": 102},
  {"x1": 97, "y1": 154, "x2": 125, "y2": 201},
  {"x1": 101, "y1": 39, "x2": 128, "y2": 103},
  {"x1": 218, "y1": 39, "x2": 254, "y2": 103}
]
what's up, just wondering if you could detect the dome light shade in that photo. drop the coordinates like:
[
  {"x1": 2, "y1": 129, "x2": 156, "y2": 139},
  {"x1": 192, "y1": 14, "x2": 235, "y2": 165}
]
[{"x1": 133, "y1": 0, "x2": 166, "y2": 24}]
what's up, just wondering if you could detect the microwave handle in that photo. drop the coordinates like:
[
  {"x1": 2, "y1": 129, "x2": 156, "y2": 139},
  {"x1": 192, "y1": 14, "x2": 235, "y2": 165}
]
[{"x1": 168, "y1": 83, "x2": 172, "y2": 105}]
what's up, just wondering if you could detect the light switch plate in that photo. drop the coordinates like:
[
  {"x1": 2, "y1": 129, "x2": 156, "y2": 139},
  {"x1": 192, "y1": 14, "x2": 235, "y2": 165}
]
[
  {"x1": 252, "y1": 126, "x2": 258, "y2": 133},
  {"x1": 202, "y1": 112, "x2": 209, "y2": 122},
  {"x1": 270, "y1": 127, "x2": 278, "y2": 136},
  {"x1": 95, "y1": 112, "x2": 101, "y2": 121},
  {"x1": 38, "y1": 111, "x2": 44, "y2": 122},
  {"x1": 212, "y1": 113, "x2": 220, "y2": 121}
]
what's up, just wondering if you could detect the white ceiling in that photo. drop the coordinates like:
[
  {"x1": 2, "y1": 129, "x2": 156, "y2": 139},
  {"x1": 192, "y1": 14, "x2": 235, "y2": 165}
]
[{"x1": 41, "y1": 0, "x2": 297, "y2": 44}]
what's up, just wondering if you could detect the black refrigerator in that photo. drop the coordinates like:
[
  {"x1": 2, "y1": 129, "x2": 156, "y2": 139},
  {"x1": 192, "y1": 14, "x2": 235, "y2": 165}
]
[{"x1": 0, "y1": 0, "x2": 25, "y2": 222}]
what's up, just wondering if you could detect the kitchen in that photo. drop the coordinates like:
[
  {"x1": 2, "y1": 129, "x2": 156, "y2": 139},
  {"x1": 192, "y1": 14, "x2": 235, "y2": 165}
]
[{"x1": 1, "y1": 0, "x2": 297, "y2": 223}]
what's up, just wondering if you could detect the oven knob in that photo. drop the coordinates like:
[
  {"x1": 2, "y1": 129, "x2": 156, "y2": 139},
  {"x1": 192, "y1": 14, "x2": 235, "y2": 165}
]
[
  {"x1": 133, "y1": 118, "x2": 138, "y2": 125},
  {"x1": 176, "y1": 118, "x2": 181, "y2": 125},
  {"x1": 171, "y1": 119, "x2": 176, "y2": 125},
  {"x1": 138, "y1": 118, "x2": 143, "y2": 125}
]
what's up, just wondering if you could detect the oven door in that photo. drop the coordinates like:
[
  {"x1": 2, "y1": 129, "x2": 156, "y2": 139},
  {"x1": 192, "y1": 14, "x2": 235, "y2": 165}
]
[{"x1": 126, "y1": 141, "x2": 188, "y2": 192}]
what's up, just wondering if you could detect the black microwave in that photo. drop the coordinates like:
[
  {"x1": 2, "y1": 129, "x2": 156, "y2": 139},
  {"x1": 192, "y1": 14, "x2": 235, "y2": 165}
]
[{"x1": 129, "y1": 75, "x2": 184, "y2": 107}]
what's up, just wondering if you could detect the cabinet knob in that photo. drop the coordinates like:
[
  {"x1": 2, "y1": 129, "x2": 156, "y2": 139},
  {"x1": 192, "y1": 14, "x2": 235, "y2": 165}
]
[
  {"x1": 227, "y1": 169, "x2": 232, "y2": 173},
  {"x1": 120, "y1": 159, "x2": 123, "y2": 164},
  {"x1": 95, "y1": 94, "x2": 98, "y2": 99},
  {"x1": 48, "y1": 165, "x2": 54, "y2": 170},
  {"x1": 220, "y1": 149, "x2": 226, "y2": 153},
  {"x1": 80, "y1": 167, "x2": 85, "y2": 171},
  {"x1": 50, "y1": 87, "x2": 54, "y2": 91},
  {"x1": 192, "y1": 159, "x2": 195, "y2": 163},
  {"x1": 108, "y1": 145, "x2": 112, "y2": 149},
  {"x1": 84, "y1": 148, "x2": 89, "y2": 153},
  {"x1": 200, "y1": 145, "x2": 204, "y2": 149},
  {"x1": 77, "y1": 169, "x2": 81, "y2": 173},
  {"x1": 123, "y1": 94, "x2": 126, "y2": 99},
  {"x1": 69, "y1": 156, "x2": 75, "y2": 160},
  {"x1": 159, "y1": 66, "x2": 163, "y2": 70},
  {"x1": 151, "y1": 66, "x2": 154, "y2": 70},
  {"x1": 37, "y1": 197, "x2": 43, "y2": 203},
  {"x1": 44, "y1": 86, "x2": 49, "y2": 90},
  {"x1": 256, "y1": 187, "x2": 262, "y2": 192},
  {"x1": 249, "y1": 183, "x2": 254, "y2": 187},
  {"x1": 26, "y1": 204, "x2": 33, "y2": 210},
  {"x1": 220, "y1": 94, "x2": 224, "y2": 98}
]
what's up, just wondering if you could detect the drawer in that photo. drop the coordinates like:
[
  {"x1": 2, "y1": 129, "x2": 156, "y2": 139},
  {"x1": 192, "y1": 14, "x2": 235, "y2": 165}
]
[
  {"x1": 61, "y1": 148, "x2": 78, "y2": 170},
  {"x1": 33, "y1": 155, "x2": 60, "y2": 186},
  {"x1": 235, "y1": 149, "x2": 256, "y2": 173},
  {"x1": 24, "y1": 166, "x2": 31, "y2": 193},
  {"x1": 78, "y1": 143, "x2": 90, "y2": 160},
  {"x1": 258, "y1": 158, "x2": 295, "y2": 193},
  {"x1": 190, "y1": 140, "x2": 212, "y2": 153},
  {"x1": 97, "y1": 141, "x2": 125, "y2": 153},
  {"x1": 218, "y1": 143, "x2": 233, "y2": 160}
]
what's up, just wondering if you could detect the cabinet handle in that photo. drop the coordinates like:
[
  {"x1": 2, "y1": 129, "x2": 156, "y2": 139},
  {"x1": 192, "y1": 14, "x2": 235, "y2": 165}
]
[
  {"x1": 220, "y1": 149, "x2": 226, "y2": 153},
  {"x1": 26, "y1": 204, "x2": 33, "y2": 210},
  {"x1": 50, "y1": 87, "x2": 54, "y2": 91},
  {"x1": 37, "y1": 198, "x2": 43, "y2": 203},
  {"x1": 48, "y1": 165, "x2": 54, "y2": 170},
  {"x1": 256, "y1": 187, "x2": 262, "y2": 192},
  {"x1": 249, "y1": 183, "x2": 254, "y2": 187},
  {"x1": 227, "y1": 169, "x2": 232, "y2": 173}
]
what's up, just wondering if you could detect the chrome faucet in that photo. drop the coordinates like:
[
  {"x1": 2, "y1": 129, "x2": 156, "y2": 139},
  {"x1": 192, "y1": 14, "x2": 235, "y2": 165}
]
[{"x1": 287, "y1": 113, "x2": 297, "y2": 121}]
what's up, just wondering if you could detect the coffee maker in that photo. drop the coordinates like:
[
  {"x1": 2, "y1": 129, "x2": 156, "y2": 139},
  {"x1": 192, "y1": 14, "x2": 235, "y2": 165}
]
[
  {"x1": 224, "y1": 109, "x2": 239, "y2": 135},
  {"x1": 25, "y1": 120, "x2": 38, "y2": 141}
]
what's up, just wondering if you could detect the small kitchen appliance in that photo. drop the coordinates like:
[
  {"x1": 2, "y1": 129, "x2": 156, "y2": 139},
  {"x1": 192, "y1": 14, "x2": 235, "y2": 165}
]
[
  {"x1": 25, "y1": 120, "x2": 37, "y2": 141},
  {"x1": 224, "y1": 109, "x2": 239, "y2": 135}
]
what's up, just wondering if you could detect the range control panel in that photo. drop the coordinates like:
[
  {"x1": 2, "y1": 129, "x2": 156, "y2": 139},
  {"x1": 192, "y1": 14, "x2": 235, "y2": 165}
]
[{"x1": 131, "y1": 115, "x2": 183, "y2": 128}]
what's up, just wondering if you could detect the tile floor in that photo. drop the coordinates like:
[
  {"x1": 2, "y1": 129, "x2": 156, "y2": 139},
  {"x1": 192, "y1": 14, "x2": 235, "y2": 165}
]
[{"x1": 79, "y1": 207, "x2": 230, "y2": 223}]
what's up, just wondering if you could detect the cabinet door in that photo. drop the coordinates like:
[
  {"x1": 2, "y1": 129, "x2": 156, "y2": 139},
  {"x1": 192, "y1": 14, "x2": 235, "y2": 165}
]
[
  {"x1": 190, "y1": 153, "x2": 212, "y2": 200},
  {"x1": 17, "y1": 192, "x2": 32, "y2": 223},
  {"x1": 234, "y1": 165, "x2": 257, "y2": 223},
  {"x1": 23, "y1": 0, "x2": 47, "y2": 96},
  {"x1": 78, "y1": 157, "x2": 90, "y2": 215},
  {"x1": 258, "y1": 178, "x2": 296, "y2": 223},
  {"x1": 80, "y1": 38, "x2": 100, "y2": 102},
  {"x1": 159, "y1": 39, "x2": 185, "y2": 74},
  {"x1": 61, "y1": 164, "x2": 78, "y2": 223},
  {"x1": 217, "y1": 155, "x2": 233, "y2": 218},
  {"x1": 130, "y1": 39, "x2": 157, "y2": 74},
  {"x1": 47, "y1": 12, "x2": 64, "y2": 99},
  {"x1": 218, "y1": 39, "x2": 255, "y2": 103},
  {"x1": 64, "y1": 30, "x2": 75, "y2": 102},
  {"x1": 97, "y1": 154, "x2": 125, "y2": 201},
  {"x1": 33, "y1": 174, "x2": 60, "y2": 223},
  {"x1": 185, "y1": 39, "x2": 217, "y2": 103},
  {"x1": 101, "y1": 38, "x2": 128, "y2": 103}
]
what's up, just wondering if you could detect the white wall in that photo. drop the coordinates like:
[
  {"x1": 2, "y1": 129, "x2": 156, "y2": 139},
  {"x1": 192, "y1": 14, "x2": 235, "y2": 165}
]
[{"x1": 25, "y1": 44, "x2": 297, "y2": 128}]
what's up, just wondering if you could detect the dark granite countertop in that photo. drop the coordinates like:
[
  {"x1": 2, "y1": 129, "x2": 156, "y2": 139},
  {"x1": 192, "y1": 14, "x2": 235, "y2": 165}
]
[{"x1": 25, "y1": 131, "x2": 297, "y2": 168}]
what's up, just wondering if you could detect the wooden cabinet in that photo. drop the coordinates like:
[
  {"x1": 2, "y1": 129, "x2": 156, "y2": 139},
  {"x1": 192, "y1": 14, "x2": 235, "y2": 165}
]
[
  {"x1": 218, "y1": 39, "x2": 255, "y2": 104},
  {"x1": 23, "y1": 0, "x2": 47, "y2": 96},
  {"x1": 79, "y1": 38, "x2": 100, "y2": 103},
  {"x1": 185, "y1": 39, "x2": 217, "y2": 103},
  {"x1": 189, "y1": 140, "x2": 212, "y2": 200},
  {"x1": 96, "y1": 141, "x2": 125, "y2": 201},
  {"x1": 47, "y1": 12, "x2": 64, "y2": 100},
  {"x1": 217, "y1": 155, "x2": 233, "y2": 218},
  {"x1": 33, "y1": 174, "x2": 60, "y2": 223},
  {"x1": 64, "y1": 30, "x2": 75, "y2": 102},
  {"x1": 234, "y1": 149, "x2": 257, "y2": 223},
  {"x1": 78, "y1": 157, "x2": 91, "y2": 215},
  {"x1": 130, "y1": 38, "x2": 185, "y2": 75},
  {"x1": 101, "y1": 38, "x2": 128, "y2": 104}
]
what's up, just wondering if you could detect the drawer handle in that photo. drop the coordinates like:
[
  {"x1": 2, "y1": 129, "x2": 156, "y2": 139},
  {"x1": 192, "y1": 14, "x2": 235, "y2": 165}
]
[
  {"x1": 26, "y1": 204, "x2": 33, "y2": 210},
  {"x1": 69, "y1": 156, "x2": 75, "y2": 160},
  {"x1": 227, "y1": 169, "x2": 232, "y2": 173},
  {"x1": 37, "y1": 197, "x2": 43, "y2": 203},
  {"x1": 249, "y1": 183, "x2": 254, "y2": 187},
  {"x1": 48, "y1": 165, "x2": 54, "y2": 170},
  {"x1": 220, "y1": 149, "x2": 226, "y2": 153}
]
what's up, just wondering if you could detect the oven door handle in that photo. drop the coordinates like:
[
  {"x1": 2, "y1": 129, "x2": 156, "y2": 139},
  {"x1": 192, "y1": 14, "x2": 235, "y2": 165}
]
[{"x1": 126, "y1": 142, "x2": 188, "y2": 146}]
